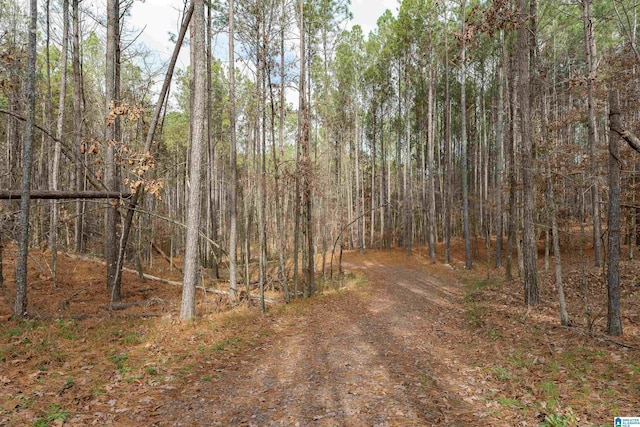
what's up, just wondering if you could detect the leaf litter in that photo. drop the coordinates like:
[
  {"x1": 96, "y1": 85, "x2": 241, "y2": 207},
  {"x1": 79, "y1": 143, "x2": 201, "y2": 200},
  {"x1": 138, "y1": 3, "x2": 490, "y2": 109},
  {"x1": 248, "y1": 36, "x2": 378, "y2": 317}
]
[{"x1": 0, "y1": 242, "x2": 638, "y2": 425}]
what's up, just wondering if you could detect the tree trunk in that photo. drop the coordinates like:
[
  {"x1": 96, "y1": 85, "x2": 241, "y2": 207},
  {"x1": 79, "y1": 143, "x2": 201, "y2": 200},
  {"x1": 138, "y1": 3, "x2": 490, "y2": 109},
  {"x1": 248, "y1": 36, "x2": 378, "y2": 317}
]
[
  {"x1": 14, "y1": 0, "x2": 38, "y2": 318},
  {"x1": 180, "y1": 0, "x2": 207, "y2": 320},
  {"x1": 299, "y1": 0, "x2": 314, "y2": 297},
  {"x1": 495, "y1": 34, "x2": 505, "y2": 268},
  {"x1": 517, "y1": 0, "x2": 539, "y2": 305},
  {"x1": 228, "y1": 0, "x2": 238, "y2": 300},
  {"x1": 72, "y1": 0, "x2": 84, "y2": 254},
  {"x1": 404, "y1": 79, "x2": 412, "y2": 257},
  {"x1": 277, "y1": 0, "x2": 289, "y2": 302},
  {"x1": 105, "y1": 0, "x2": 120, "y2": 301},
  {"x1": 50, "y1": 0, "x2": 69, "y2": 285},
  {"x1": 583, "y1": 0, "x2": 603, "y2": 268},
  {"x1": 427, "y1": 48, "x2": 436, "y2": 262},
  {"x1": 258, "y1": 7, "x2": 267, "y2": 313},
  {"x1": 443, "y1": 6, "x2": 452, "y2": 264},
  {"x1": 543, "y1": 85, "x2": 569, "y2": 326},
  {"x1": 355, "y1": 105, "x2": 363, "y2": 254},
  {"x1": 371, "y1": 106, "x2": 377, "y2": 249},
  {"x1": 206, "y1": 1, "x2": 219, "y2": 280},
  {"x1": 607, "y1": 89, "x2": 623, "y2": 336},
  {"x1": 506, "y1": 38, "x2": 517, "y2": 282},
  {"x1": 461, "y1": 0, "x2": 472, "y2": 270}
]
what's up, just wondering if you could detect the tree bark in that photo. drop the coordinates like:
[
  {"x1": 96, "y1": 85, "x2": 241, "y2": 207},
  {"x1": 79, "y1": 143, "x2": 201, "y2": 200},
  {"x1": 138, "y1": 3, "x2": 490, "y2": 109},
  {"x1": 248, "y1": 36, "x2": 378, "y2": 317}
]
[
  {"x1": 205, "y1": 1, "x2": 219, "y2": 280},
  {"x1": 277, "y1": 0, "x2": 289, "y2": 301},
  {"x1": 258, "y1": 5, "x2": 267, "y2": 312},
  {"x1": 14, "y1": 0, "x2": 38, "y2": 318},
  {"x1": 543, "y1": 85, "x2": 569, "y2": 326},
  {"x1": 607, "y1": 89, "x2": 623, "y2": 336},
  {"x1": 180, "y1": 0, "x2": 207, "y2": 320},
  {"x1": 298, "y1": 0, "x2": 314, "y2": 297},
  {"x1": 495, "y1": 34, "x2": 505, "y2": 268},
  {"x1": 50, "y1": 0, "x2": 69, "y2": 285},
  {"x1": 460, "y1": 0, "x2": 472, "y2": 270},
  {"x1": 72, "y1": 0, "x2": 84, "y2": 254},
  {"x1": 427, "y1": 50, "x2": 436, "y2": 262},
  {"x1": 517, "y1": 0, "x2": 539, "y2": 305},
  {"x1": 355, "y1": 104, "x2": 363, "y2": 254},
  {"x1": 228, "y1": 0, "x2": 239, "y2": 301},
  {"x1": 583, "y1": 0, "x2": 603, "y2": 267},
  {"x1": 443, "y1": 5, "x2": 452, "y2": 264},
  {"x1": 105, "y1": 0, "x2": 119, "y2": 300}
]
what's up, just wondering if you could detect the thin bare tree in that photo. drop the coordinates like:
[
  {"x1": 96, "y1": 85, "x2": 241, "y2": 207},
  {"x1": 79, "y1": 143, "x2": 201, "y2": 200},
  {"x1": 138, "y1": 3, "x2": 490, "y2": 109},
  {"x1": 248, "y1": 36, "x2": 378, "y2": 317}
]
[{"x1": 228, "y1": 0, "x2": 239, "y2": 301}]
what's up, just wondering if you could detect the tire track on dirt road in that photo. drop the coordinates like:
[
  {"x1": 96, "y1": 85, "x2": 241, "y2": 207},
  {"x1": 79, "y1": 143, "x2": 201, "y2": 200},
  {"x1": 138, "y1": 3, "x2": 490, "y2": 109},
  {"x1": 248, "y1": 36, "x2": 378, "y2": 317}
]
[{"x1": 151, "y1": 251, "x2": 494, "y2": 426}]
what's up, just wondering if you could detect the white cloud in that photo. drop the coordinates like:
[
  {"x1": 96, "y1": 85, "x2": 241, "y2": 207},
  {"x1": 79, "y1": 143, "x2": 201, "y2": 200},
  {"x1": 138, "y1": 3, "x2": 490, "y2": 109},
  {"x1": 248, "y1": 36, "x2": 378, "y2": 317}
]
[
  {"x1": 349, "y1": 0, "x2": 398, "y2": 35},
  {"x1": 128, "y1": 0, "x2": 191, "y2": 69}
]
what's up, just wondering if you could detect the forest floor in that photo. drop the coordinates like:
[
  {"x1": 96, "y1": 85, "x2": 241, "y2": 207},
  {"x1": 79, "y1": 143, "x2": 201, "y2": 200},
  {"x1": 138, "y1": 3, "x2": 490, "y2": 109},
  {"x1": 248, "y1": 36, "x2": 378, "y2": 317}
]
[{"x1": 0, "y1": 242, "x2": 639, "y2": 426}]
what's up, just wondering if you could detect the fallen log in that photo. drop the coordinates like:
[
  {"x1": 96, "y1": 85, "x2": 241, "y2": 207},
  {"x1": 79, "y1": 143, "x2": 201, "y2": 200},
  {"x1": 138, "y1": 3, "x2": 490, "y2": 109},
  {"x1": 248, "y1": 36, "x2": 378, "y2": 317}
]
[
  {"x1": 70, "y1": 312, "x2": 165, "y2": 320},
  {"x1": 65, "y1": 252, "x2": 275, "y2": 304},
  {"x1": 103, "y1": 300, "x2": 148, "y2": 310},
  {"x1": 0, "y1": 190, "x2": 130, "y2": 200}
]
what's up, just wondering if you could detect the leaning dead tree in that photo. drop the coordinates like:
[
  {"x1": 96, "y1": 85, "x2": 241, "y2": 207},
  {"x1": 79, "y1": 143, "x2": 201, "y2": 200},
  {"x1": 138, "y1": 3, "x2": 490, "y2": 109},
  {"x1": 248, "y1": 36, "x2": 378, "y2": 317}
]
[{"x1": 112, "y1": 2, "x2": 194, "y2": 307}]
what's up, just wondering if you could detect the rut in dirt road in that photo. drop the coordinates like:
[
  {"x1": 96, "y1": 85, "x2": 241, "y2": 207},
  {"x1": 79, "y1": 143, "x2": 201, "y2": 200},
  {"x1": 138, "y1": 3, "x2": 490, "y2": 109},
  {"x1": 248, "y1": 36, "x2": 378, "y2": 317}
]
[{"x1": 152, "y1": 254, "x2": 488, "y2": 426}]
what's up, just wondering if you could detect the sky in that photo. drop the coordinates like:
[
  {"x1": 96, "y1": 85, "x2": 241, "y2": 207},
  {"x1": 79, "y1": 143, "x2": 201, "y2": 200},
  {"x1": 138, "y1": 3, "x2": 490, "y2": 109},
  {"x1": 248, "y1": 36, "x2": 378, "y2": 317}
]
[
  {"x1": 128, "y1": 0, "x2": 399, "y2": 75},
  {"x1": 349, "y1": 0, "x2": 398, "y2": 34}
]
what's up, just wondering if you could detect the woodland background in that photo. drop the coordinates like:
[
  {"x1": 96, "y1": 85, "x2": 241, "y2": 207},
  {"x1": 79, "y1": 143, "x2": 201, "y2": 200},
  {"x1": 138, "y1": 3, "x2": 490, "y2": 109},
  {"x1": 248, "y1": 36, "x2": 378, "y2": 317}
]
[{"x1": 1, "y1": 0, "x2": 640, "y2": 334}]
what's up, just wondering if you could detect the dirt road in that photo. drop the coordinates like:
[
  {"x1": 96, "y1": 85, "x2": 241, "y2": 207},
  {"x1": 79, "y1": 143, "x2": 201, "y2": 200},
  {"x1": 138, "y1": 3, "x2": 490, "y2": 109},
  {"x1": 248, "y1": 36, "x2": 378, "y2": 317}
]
[{"x1": 152, "y1": 250, "x2": 494, "y2": 426}]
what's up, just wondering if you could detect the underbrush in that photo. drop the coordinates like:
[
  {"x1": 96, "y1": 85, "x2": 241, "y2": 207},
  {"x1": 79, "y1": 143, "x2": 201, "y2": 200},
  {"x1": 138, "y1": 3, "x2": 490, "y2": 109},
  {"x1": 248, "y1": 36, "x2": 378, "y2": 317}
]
[{"x1": 452, "y1": 259, "x2": 640, "y2": 427}]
